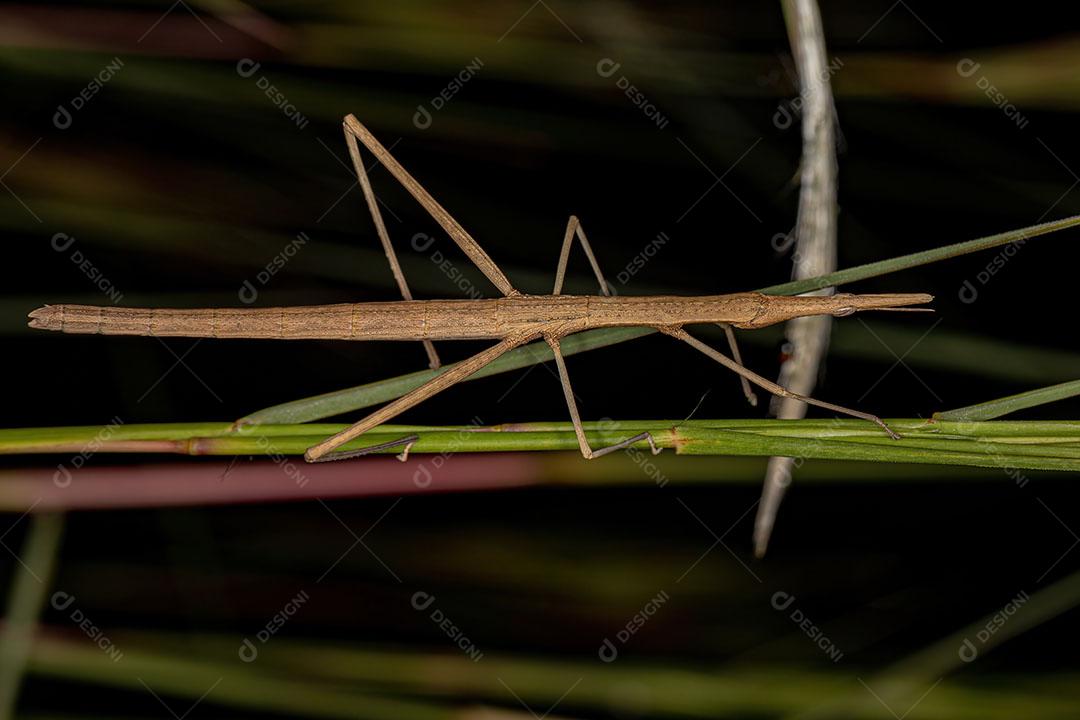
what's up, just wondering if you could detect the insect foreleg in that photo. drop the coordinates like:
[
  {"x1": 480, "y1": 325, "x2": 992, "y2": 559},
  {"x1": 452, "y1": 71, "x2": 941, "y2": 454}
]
[
  {"x1": 718, "y1": 323, "x2": 758, "y2": 407},
  {"x1": 661, "y1": 326, "x2": 900, "y2": 439}
]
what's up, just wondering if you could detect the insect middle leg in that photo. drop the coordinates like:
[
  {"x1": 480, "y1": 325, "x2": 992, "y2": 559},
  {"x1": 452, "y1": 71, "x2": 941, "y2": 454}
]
[
  {"x1": 661, "y1": 326, "x2": 900, "y2": 439},
  {"x1": 545, "y1": 333, "x2": 661, "y2": 459},
  {"x1": 552, "y1": 215, "x2": 612, "y2": 296},
  {"x1": 545, "y1": 221, "x2": 658, "y2": 456}
]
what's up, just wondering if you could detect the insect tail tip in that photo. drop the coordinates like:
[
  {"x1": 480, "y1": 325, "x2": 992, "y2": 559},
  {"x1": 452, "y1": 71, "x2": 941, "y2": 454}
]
[{"x1": 27, "y1": 305, "x2": 56, "y2": 330}]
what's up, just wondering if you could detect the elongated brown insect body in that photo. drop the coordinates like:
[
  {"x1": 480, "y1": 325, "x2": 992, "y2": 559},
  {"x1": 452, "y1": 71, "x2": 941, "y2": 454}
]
[
  {"x1": 29, "y1": 114, "x2": 935, "y2": 462},
  {"x1": 28, "y1": 292, "x2": 931, "y2": 341}
]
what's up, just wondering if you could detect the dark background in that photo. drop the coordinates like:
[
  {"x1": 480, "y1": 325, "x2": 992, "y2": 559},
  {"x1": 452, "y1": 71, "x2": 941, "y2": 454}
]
[{"x1": 2, "y1": 2, "x2": 1079, "y2": 718}]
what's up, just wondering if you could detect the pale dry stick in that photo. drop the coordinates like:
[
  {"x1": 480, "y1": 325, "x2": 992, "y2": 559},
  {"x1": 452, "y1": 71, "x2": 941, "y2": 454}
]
[
  {"x1": 758, "y1": 0, "x2": 841, "y2": 558},
  {"x1": 344, "y1": 125, "x2": 441, "y2": 370},
  {"x1": 28, "y1": 115, "x2": 933, "y2": 462}
]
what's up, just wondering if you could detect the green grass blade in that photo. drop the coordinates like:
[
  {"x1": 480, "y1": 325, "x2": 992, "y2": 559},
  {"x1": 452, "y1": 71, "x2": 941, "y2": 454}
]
[
  {"x1": 28, "y1": 629, "x2": 1080, "y2": 720},
  {"x1": 238, "y1": 328, "x2": 652, "y2": 426},
  {"x1": 27, "y1": 634, "x2": 473, "y2": 720},
  {"x1": 794, "y1": 568, "x2": 1080, "y2": 719},
  {"x1": 936, "y1": 379, "x2": 1080, "y2": 421},
  {"x1": 759, "y1": 213, "x2": 1080, "y2": 294},
  {"x1": 0, "y1": 513, "x2": 64, "y2": 720},
  {"x1": 242, "y1": 215, "x2": 1080, "y2": 425}
]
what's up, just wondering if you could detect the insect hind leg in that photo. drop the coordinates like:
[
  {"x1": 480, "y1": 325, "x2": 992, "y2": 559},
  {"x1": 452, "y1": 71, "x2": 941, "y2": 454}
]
[
  {"x1": 304, "y1": 330, "x2": 535, "y2": 462},
  {"x1": 307, "y1": 434, "x2": 419, "y2": 463},
  {"x1": 343, "y1": 125, "x2": 441, "y2": 369}
]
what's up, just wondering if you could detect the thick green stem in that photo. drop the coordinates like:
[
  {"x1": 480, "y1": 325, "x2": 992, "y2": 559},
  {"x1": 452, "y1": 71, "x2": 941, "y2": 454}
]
[{"x1": 4, "y1": 419, "x2": 1080, "y2": 472}]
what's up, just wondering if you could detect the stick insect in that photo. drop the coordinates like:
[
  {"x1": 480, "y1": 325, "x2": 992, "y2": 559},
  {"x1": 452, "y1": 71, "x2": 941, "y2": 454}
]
[{"x1": 29, "y1": 114, "x2": 933, "y2": 462}]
